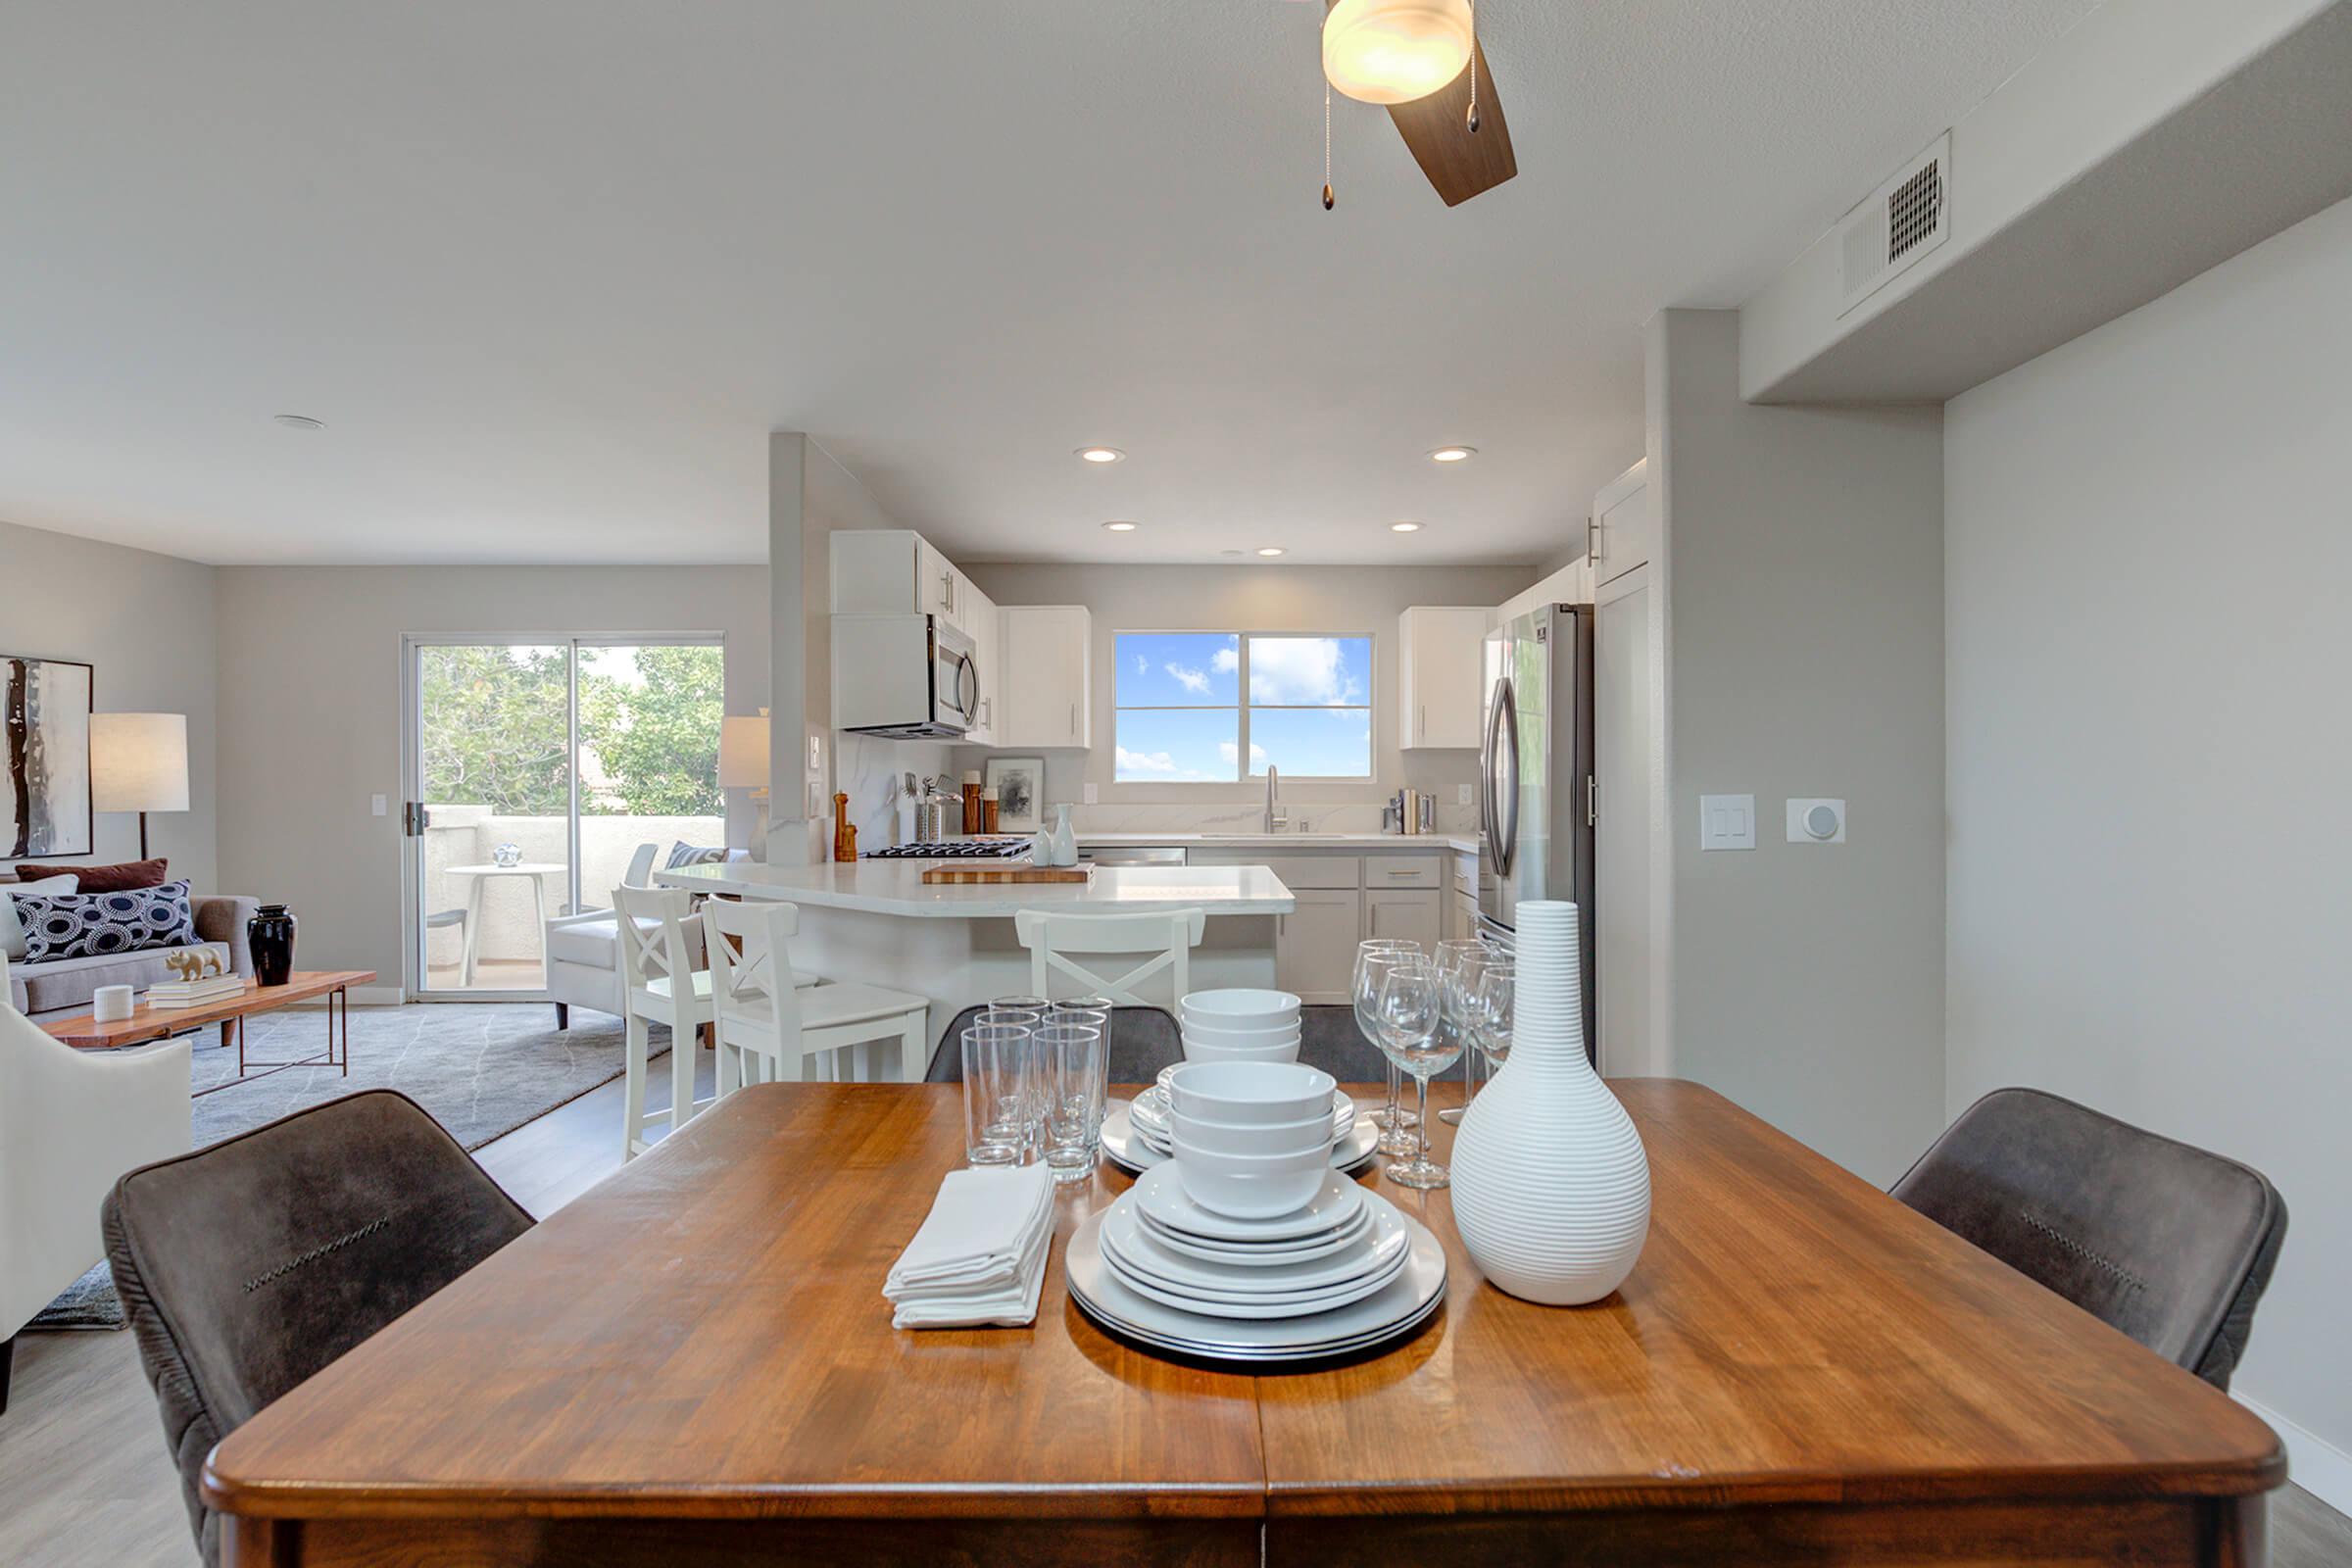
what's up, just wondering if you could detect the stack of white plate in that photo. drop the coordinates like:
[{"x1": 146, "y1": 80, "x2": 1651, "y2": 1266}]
[
  {"x1": 1177, "y1": 988, "x2": 1301, "y2": 1063},
  {"x1": 1069, "y1": 1060, "x2": 1446, "y2": 1364},
  {"x1": 1104, "y1": 1069, "x2": 1377, "y2": 1174}
]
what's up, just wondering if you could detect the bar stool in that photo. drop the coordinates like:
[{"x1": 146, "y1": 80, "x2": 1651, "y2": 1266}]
[
  {"x1": 1011, "y1": 907, "x2": 1206, "y2": 1007},
  {"x1": 614, "y1": 885, "x2": 713, "y2": 1158},
  {"x1": 701, "y1": 900, "x2": 931, "y2": 1092}
]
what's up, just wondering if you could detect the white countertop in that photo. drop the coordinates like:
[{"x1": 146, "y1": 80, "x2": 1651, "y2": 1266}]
[
  {"x1": 1075, "y1": 831, "x2": 1481, "y2": 854},
  {"x1": 657, "y1": 859, "x2": 1297, "y2": 919}
]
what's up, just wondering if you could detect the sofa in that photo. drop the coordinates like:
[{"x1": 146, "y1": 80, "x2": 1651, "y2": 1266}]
[{"x1": 0, "y1": 870, "x2": 257, "y2": 1022}]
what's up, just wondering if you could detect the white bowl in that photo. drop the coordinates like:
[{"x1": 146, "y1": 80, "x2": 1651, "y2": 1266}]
[
  {"x1": 1180, "y1": 1015, "x2": 1304, "y2": 1045},
  {"x1": 1180, "y1": 989, "x2": 1302, "y2": 1024},
  {"x1": 1172, "y1": 1143, "x2": 1331, "y2": 1218},
  {"x1": 1167, "y1": 1104, "x2": 1334, "y2": 1157},
  {"x1": 1165, "y1": 1060, "x2": 1336, "y2": 1126},
  {"x1": 1181, "y1": 1036, "x2": 1302, "y2": 1066}
]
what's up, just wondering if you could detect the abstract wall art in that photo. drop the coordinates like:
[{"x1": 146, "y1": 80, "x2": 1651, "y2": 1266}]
[{"x1": 3, "y1": 654, "x2": 93, "y2": 858}]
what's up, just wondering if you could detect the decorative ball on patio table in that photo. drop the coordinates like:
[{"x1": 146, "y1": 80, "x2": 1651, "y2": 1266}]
[{"x1": 1447, "y1": 901, "x2": 1650, "y2": 1305}]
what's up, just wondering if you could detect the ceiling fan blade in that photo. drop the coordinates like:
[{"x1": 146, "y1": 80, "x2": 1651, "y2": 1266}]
[{"x1": 1388, "y1": 38, "x2": 1516, "y2": 206}]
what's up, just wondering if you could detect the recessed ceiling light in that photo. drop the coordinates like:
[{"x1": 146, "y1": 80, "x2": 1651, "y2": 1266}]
[
  {"x1": 1075, "y1": 446, "x2": 1125, "y2": 465},
  {"x1": 1390, "y1": 520, "x2": 1423, "y2": 532},
  {"x1": 1102, "y1": 520, "x2": 1139, "y2": 532},
  {"x1": 1220, "y1": 549, "x2": 1247, "y2": 558},
  {"x1": 1428, "y1": 445, "x2": 1476, "y2": 463},
  {"x1": 272, "y1": 414, "x2": 326, "y2": 431},
  {"x1": 1255, "y1": 547, "x2": 1287, "y2": 558}
]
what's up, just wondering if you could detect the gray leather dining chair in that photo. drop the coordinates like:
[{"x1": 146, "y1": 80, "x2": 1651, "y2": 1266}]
[
  {"x1": 102, "y1": 1091, "x2": 534, "y2": 1567},
  {"x1": 1892, "y1": 1088, "x2": 2286, "y2": 1390},
  {"x1": 927, "y1": 1004, "x2": 1184, "y2": 1085}
]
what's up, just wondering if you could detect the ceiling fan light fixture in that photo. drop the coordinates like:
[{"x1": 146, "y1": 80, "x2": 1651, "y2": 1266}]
[{"x1": 1322, "y1": 0, "x2": 1474, "y2": 107}]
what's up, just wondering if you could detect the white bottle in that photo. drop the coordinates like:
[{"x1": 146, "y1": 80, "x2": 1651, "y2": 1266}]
[
  {"x1": 1049, "y1": 805, "x2": 1078, "y2": 867},
  {"x1": 1030, "y1": 828, "x2": 1054, "y2": 864}
]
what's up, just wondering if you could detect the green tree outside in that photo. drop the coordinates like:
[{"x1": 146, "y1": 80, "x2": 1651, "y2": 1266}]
[{"x1": 418, "y1": 644, "x2": 721, "y2": 817}]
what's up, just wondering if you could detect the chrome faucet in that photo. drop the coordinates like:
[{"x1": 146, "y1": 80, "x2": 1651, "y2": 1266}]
[{"x1": 1264, "y1": 764, "x2": 1287, "y2": 834}]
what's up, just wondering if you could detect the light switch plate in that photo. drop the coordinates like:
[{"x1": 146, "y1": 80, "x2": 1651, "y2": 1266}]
[
  {"x1": 1699, "y1": 794, "x2": 1756, "y2": 851},
  {"x1": 369, "y1": 794, "x2": 387, "y2": 817},
  {"x1": 1083, "y1": 783, "x2": 1099, "y2": 805},
  {"x1": 1787, "y1": 798, "x2": 1847, "y2": 843},
  {"x1": 1457, "y1": 783, "x2": 1474, "y2": 807}
]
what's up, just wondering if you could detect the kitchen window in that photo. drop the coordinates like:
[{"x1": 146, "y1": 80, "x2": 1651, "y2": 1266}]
[{"x1": 1113, "y1": 632, "x2": 1372, "y2": 782}]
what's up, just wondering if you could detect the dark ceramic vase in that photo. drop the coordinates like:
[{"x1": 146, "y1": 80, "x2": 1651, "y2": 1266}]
[{"x1": 248, "y1": 903, "x2": 297, "y2": 987}]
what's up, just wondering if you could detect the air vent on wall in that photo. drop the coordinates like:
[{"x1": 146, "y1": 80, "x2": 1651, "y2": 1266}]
[{"x1": 1838, "y1": 132, "x2": 1950, "y2": 317}]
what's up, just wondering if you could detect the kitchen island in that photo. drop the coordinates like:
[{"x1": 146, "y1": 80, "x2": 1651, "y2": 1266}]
[{"x1": 656, "y1": 859, "x2": 1295, "y2": 1079}]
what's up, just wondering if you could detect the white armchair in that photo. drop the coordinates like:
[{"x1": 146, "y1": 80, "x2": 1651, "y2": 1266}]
[
  {"x1": 1, "y1": 952, "x2": 191, "y2": 1411},
  {"x1": 543, "y1": 843, "x2": 662, "y2": 1030}
]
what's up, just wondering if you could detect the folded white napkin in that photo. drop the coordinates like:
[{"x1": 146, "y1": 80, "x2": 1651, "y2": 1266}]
[{"x1": 885, "y1": 1164, "x2": 1055, "y2": 1329}]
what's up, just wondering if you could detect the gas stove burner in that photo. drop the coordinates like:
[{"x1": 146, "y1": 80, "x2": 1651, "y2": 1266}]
[{"x1": 865, "y1": 838, "x2": 1035, "y2": 859}]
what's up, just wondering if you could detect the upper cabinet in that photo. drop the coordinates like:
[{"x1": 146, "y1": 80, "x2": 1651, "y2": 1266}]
[
  {"x1": 833, "y1": 529, "x2": 987, "y2": 640},
  {"x1": 998, "y1": 606, "x2": 1092, "y2": 749},
  {"x1": 964, "y1": 578, "x2": 1000, "y2": 746},
  {"x1": 1587, "y1": 458, "x2": 1652, "y2": 590},
  {"x1": 1396, "y1": 606, "x2": 1493, "y2": 750}
]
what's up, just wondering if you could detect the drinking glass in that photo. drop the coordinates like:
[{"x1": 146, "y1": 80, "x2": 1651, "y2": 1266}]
[
  {"x1": 1352, "y1": 939, "x2": 1421, "y2": 1148},
  {"x1": 1473, "y1": 964, "x2": 1515, "y2": 1073},
  {"x1": 1034, "y1": 1021, "x2": 1107, "y2": 1185},
  {"x1": 981, "y1": 998, "x2": 1046, "y2": 1133},
  {"x1": 1373, "y1": 958, "x2": 1456, "y2": 1189},
  {"x1": 960, "y1": 1023, "x2": 1036, "y2": 1167}
]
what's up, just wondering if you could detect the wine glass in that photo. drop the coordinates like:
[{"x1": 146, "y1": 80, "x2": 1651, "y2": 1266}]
[
  {"x1": 1353, "y1": 941, "x2": 1421, "y2": 1153},
  {"x1": 1434, "y1": 941, "x2": 1501, "y2": 1124},
  {"x1": 1372, "y1": 958, "x2": 1456, "y2": 1189},
  {"x1": 1473, "y1": 963, "x2": 1515, "y2": 1075}
]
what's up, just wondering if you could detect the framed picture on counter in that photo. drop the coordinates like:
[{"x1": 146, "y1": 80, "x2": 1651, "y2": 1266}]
[{"x1": 983, "y1": 756, "x2": 1045, "y2": 834}]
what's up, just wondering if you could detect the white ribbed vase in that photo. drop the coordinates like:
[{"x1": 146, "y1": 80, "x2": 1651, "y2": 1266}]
[{"x1": 1448, "y1": 901, "x2": 1649, "y2": 1305}]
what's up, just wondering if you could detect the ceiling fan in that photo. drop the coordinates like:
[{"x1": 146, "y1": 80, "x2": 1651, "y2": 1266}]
[{"x1": 1292, "y1": 0, "x2": 1517, "y2": 208}]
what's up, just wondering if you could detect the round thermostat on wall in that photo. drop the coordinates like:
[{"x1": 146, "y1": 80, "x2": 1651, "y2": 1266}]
[
  {"x1": 1786, "y1": 798, "x2": 1846, "y2": 844},
  {"x1": 1805, "y1": 805, "x2": 1840, "y2": 840}
]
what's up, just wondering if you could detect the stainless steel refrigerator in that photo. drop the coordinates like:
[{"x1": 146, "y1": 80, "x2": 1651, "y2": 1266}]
[{"x1": 1478, "y1": 603, "x2": 1596, "y2": 1053}]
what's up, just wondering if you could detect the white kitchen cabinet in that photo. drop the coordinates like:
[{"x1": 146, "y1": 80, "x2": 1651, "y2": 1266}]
[
  {"x1": 998, "y1": 606, "x2": 1093, "y2": 749},
  {"x1": 1277, "y1": 888, "x2": 1363, "y2": 1004},
  {"x1": 1588, "y1": 458, "x2": 1652, "y2": 589},
  {"x1": 1397, "y1": 607, "x2": 1492, "y2": 750},
  {"x1": 832, "y1": 529, "x2": 986, "y2": 639},
  {"x1": 1364, "y1": 889, "x2": 1442, "y2": 951},
  {"x1": 964, "y1": 579, "x2": 1000, "y2": 745}
]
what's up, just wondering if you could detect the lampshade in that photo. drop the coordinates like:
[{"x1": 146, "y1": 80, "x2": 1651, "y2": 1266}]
[
  {"x1": 1323, "y1": 0, "x2": 1474, "y2": 106},
  {"x1": 718, "y1": 713, "x2": 771, "y2": 790},
  {"x1": 90, "y1": 712, "x2": 190, "y2": 813}
]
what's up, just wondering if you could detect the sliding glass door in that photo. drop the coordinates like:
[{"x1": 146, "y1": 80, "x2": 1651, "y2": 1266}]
[{"x1": 402, "y1": 636, "x2": 723, "y2": 1001}]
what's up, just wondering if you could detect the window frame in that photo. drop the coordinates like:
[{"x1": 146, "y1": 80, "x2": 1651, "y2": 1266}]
[{"x1": 1112, "y1": 628, "x2": 1375, "y2": 783}]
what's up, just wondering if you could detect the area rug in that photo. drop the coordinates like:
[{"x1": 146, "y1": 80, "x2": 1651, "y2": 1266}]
[{"x1": 32, "y1": 1002, "x2": 672, "y2": 1329}]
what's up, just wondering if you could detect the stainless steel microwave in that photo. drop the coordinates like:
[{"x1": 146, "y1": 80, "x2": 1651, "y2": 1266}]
[{"x1": 831, "y1": 612, "x2": 978, "y2": 740}]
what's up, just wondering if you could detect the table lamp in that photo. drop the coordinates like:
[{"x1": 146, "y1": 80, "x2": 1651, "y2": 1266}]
[
  {"x1": 719, "y1": 710, "x2": 771, "y2": 859},
  {"x1": 91, "y1": 712, "x2": 189, "y2": 859}
]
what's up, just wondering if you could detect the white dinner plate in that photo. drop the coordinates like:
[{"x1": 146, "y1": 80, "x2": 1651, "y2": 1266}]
[
  {"x1": 1104, "y1": 1196, "x2": 1410, "y2": 1296},
  {"x1": 1138, "y1": 1200, "x2": 1372, "y2": 1265},
  {"x1": 1132, "y1": 1088, "x2": 1355, "y2": 1141},
  {"x1": 1131, "y1": 1161, "x2": 1362, "y2": 1243},
  {"x1": 1064, "y1": 1204, "x2": 1447, "y2": 1363},
  {"x1": 1102, "y1": 1235, "x2": 1407, "y2": 1319},
  {"x1": 1102, "y1": 1101, "x2": 1375, "y2": 1177}
]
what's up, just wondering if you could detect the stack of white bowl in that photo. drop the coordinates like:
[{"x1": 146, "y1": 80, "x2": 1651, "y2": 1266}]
[
  {"x1": 1178, "y1": 988, "x2": 1302, "y2": 1063},
  {"x1": 1094, "y1": 1060, "x2": 1415, "y2": 1320}
]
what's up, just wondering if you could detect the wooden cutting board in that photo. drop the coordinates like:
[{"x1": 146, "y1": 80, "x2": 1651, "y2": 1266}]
[{"x1": 918, "y1": 861, "x2": 1095, "y2": 885}]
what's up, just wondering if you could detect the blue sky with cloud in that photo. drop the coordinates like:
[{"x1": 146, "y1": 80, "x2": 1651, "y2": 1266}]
[{"x1": 1113, "y1": 633, "x2": 1370, "y2": 780}]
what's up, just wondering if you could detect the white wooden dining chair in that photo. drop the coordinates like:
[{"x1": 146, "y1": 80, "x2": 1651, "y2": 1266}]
[
  {"x1": 1012, "y1": 907, "x2": 1207, "y2": 1007},
  {"x1": 701, "y1": 900, "x2": 931, "y2": 1093},
  {"x1": 614, "y1": 884, "x2": 714, "y2": 1159}
]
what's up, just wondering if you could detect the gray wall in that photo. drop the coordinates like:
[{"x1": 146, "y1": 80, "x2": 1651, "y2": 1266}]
[
  {"x1": 213, "y1": 564, "x2": 768, "y2": 985},
  {"x1": 956, "y1": 562, "x2": 1533, "y2": 814},
  {"x1": 1945, "y1": 196, "x2": 2352, "y2": 1469},
  {"x1": 0, "y1": 518, "x2": 220, "y2": 889},
  {"x1": 1649, "y1": 309, "x2": 1946, "y2": 1184}
]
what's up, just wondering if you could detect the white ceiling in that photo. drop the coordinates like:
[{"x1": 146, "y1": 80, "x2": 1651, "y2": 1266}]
[{"x1": 0, "y1": 1, "x2": 2098, "y2": 567}]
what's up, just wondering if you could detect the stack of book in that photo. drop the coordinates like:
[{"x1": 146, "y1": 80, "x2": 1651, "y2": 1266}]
[{"x1": 146, "y1": 974, "x2": 249, "y2": 1009}]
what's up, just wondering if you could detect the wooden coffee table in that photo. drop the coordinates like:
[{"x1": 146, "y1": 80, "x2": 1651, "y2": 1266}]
[{"x1": 42, "y1": 970, "x2": 374, "y2": 1097}]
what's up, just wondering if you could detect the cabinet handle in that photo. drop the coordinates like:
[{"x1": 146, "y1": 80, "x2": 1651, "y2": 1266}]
[
  {"x1": 1418, "y1": 704, "x2": 1426, "y2": 741},
  {"x1": 1587, "y1": 514, "x2": 1599, "y2": 566},
  {"x1": 1068, "y1": 703, "x2": 1076, "y2": 739},
  {"x1": 1387, "y1": 868, "x2": 1417, "y2": 876}
]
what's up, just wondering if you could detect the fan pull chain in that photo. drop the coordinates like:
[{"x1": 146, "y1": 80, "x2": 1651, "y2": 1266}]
[
  {"x1": 1466, "y1": 0, "x2": 1481, "y2": 133},
  {"x1": 1323, "y1": 78, "x2": 1336, "y2": 210}
]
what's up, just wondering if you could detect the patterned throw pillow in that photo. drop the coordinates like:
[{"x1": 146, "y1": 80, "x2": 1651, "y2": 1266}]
[
  {"x1": 2, "y1": 874, "x2": 80, "y2": 960},
  {"x1": 665, "y1": 842, "x2": 727, "y2": 868},
  {"x1": 14, "y1": 879, "x2": 199, "y2": 963}
]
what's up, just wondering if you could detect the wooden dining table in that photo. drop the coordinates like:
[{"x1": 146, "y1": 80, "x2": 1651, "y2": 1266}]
[{"x1": 203, "y1": 1079, "x2": 2283, "y2": 1567}]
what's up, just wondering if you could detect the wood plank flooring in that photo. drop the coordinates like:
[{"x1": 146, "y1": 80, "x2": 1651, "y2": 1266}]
[{"x1": 5, "y1": 1046, "x2": 2348, "y2": 1568}]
